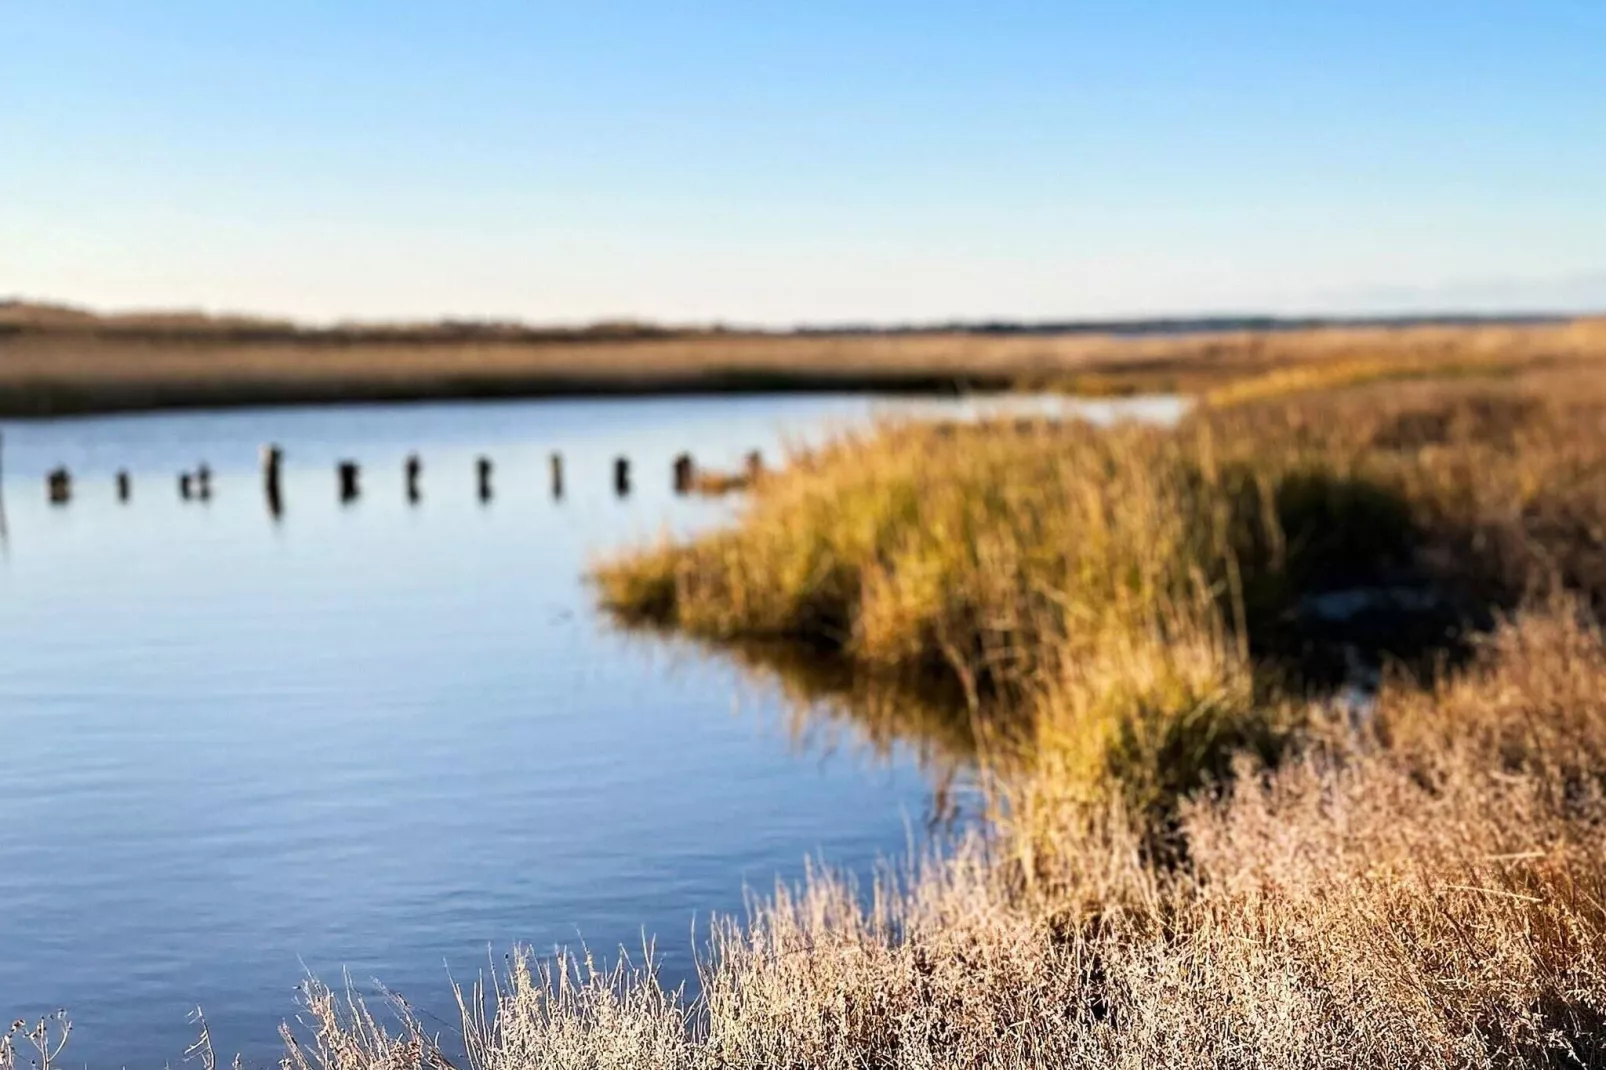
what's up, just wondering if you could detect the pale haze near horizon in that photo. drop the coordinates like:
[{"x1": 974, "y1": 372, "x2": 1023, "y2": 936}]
[{"x1": 3, "y1": 1, "x2": 1604, "y2": 327}]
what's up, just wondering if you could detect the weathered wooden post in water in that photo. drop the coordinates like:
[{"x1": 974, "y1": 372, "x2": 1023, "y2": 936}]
[
  {"x1": 195, "y1": 464, "x2": 213, "y2": 502},
  {"x1": 116, "y1": 470, "x2": 131, "y2": 502},
  {"x1": 745, "y1": 450, "x2": 765, "y2": 480},
  {"x1": 404, "y1": 453, "x2": 422, "y2": 504},
  {"x1": 261, "y1": 445, "x2": 283, "y2": 492},
  {"x1": 614, "y1": 456, "x2": 631, "y2": 497},
  {"x1": 261, "y1": 445, "x2": 284, "y2": 517},
  {"x1": 476, "y1": 456, "x2": 494, "y2": 503},
  {"x1": 550, "y1": 452, "x2": 564, "y2": 500},
  {"x1": 338, "y1": 461, "x2": 361, "y2": 504},
  {"x1": 673, "y1": 453, "x2": 696, "y2": 495},
  {"x1": 179, "y1": 472, "x2": 194, "y2": 501},
  {"x1": 47, "y1": 467, "x2": 71, "y2": 505}
]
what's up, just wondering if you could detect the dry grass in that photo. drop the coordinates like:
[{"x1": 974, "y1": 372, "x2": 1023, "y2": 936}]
[
  {"x1": 258, "y1": 603, "x2": 1606, "y2": 1069},
  {"x1": 597, "y1": 418, "x2": 1404, "y2": 668},
  {"x1": 1201, "y1": 350, "x2": 1517, "y2": 406},
  {"x1": 594, "y1": 409, "x2": 1427, "y2": 815},
  {"x1": 3, "y1": 300, "x2": 1604, "y2": 416},
  {"x1": 1194, "y1": 367, "x2": 1606, "y2": 617},
  {"x1": 571, "y1": 361, "x2": 1606, "y2": 1064},
  {"x1": 19, "y1": 359, "x2": 1606, "y2": 1066},
  {"x1": 596, "y1": 356, "x2": 1606, "y2": 822}
]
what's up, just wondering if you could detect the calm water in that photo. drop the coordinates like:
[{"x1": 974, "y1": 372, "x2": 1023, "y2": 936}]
[{"x1": 0, "y1": 392, "x2": 1180, "y2": 1066}]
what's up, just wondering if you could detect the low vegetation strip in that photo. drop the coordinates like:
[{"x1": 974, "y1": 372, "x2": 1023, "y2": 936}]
[
  {"x1": 220, "y1": 600, "x2": 1606, "y2": 1069},
  {"x1": 597, "y1": 412, "x2": 1406, "y2": 815},
  {"x1": 2, "y1": 300, "x2": 1603, "y2": 416},
  {"x1": 563, "y1": 361, "x2": 1606, "y2": 1064}
]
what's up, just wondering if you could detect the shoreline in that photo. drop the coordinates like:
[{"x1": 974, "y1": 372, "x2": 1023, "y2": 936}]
[
  {"x1": 12, "y1": 352, "x2": 1606, "y2": 1065},
  {"x1": 4, "y1": 306, "x2": 1601, "y2": 419},
  {"x1": 0, "y1": 367, "x2": 1012, "y2": 420}
]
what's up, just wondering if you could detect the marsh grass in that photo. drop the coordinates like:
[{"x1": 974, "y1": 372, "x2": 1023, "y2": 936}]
[
  {"x1": 598, "y1": 356, "x2": 1606, "y2": 828},
  {"x1": 596, "y1": 413, "x2": 1427, "y2": 817},
  {"x1": 21, "y1": 360, "x2": 1606, "y2": 1067},
  {"x1": 1195, "y1": 367, "x2": 1606, "y2": 616},
  {"x1": 1200, "y1": 351, "x2": 1519, "y2": 407},
  {"x1": 259, "y1": 601, "x2": 1606, "y2": 1068},
  {"x1": 5, "y1": 302, "x2": 1604, "y2": 416},
  {"x1": 1, "y1": 1015, "x2": 71, "y2": 1070},
  {"x1": 482, "y1": 360, "x2": 1606, "y2": 1064}
]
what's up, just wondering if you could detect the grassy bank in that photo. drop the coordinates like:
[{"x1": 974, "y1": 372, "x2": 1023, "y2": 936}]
[
  {"x1": 558, "y1": 360, "x2": 1606, "y2": 1064},
  {"x1": 241, "y1": 598, "x2": 1606, "y2": 1069},
  {"x1": 15, "y1": 358, "x2": 1606, "y2": 1066},
  {"x1": 599, "y1": 364, "x2": 1606, "y2": 815},
  {"x1": 2, "y1": 300, "x2": 1602, "y2": 416}
]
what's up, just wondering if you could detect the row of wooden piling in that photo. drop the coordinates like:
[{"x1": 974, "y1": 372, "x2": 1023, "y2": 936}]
[
  {"x1": 179, "y1": 465, "x2": 213, "y2": 502},
  {"x1": 48, "y1": 466, "x2": 203, "y2": 504},
  {"x1": 318, "y1": 452, "x2": 546, "y2": 505},
  {"x1": 42, "y1": 448, "x2": 765, "y2": 506}
]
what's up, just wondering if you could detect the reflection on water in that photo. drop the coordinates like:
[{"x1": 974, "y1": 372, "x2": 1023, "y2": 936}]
[
  {"x1": 731, "y1": 640, "x2": 980, "y2": 767},
  {"x1": 717, "y1": 640, "x2": 1010, "y2": 837},
  {"x1": 623, "y1": 628, "x2": 995, "y2": 829},
  {"x1": 0, "y1": 392, "x2": 1178, "y2": 1067}
]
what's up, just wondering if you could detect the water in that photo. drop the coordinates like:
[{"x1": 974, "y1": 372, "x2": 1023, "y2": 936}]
[{"x1": 0, "y1": 392, "x2": 1182, "y2": 1066}]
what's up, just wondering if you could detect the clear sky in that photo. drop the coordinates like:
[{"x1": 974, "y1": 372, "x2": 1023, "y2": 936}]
[{"x1": 3, "y1": 1, "x2": 1604, "y2": 326}]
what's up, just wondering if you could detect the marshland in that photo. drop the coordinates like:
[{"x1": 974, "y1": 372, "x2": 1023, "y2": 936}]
[
  {"x1": 9, "y1": 4, "x2": 1606, "y2": 1064},
  {"x1": 573, "y1": 336, "x2": 1606, "y2": 1067},
  {"x1": 8, "y1": 317, "x2": 1606, "y2": 1067},
  {"x1": 0, "y1": 299, "x2": 1585, "y2": 415}
]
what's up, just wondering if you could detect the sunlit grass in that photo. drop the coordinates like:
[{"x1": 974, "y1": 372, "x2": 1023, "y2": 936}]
[
  {"x1": 1202, "y1": 352, "x2": 1515, "y2": 407},
  {"x1": 6, "y1": 301, "x2": 1605, "y2": 416},
  {"x1": 250, "y1": 600, "x2": 1606, "y2": 1068},
  {"x1": 596, "y1": 414, "x2": 1428, "y2": 817},
  {"x1": 21, "y1": 358, "x2": 1606, "y2": 1066}
]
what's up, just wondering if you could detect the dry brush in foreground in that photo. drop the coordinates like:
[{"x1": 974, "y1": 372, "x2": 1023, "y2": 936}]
[
  {"x1": 17, "y1": 366, "x2": 1606, "y2": 1067},
  {"x1": 260, "y1": 602, "x2": 1606, "y2": 1069}
]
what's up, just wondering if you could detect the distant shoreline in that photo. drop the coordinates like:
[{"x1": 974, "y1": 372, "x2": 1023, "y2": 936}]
[
  {"x1": 0, "y1": 366, "x2": 1016, "y2": 420},
  {"x1": 1, "y1": 296, "x2": 1578, "y2": 339},
  {"x1": 1, "y1": 300, "x2": 1598, "y2": 419}
]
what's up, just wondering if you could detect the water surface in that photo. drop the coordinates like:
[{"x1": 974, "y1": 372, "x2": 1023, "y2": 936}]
[{"x1": 0, "y1": 392, "x2": 1180, "y2": 1065}]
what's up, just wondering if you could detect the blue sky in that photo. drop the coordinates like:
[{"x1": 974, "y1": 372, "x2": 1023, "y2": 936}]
[{"x1": 3, "y1": 2, "x2": 1603, "y2": 325}]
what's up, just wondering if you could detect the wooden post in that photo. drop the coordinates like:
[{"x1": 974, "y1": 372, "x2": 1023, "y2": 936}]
[
  {"x1": 195, "y1": 463, "x2": 213, "y2": 502},
  {"x1": 673, "y1": 453, "x2": 696, "y2": 495},
  {"x1": 404, "y1": 453, "x2": 422, "y2": 504},
  {"x1": 549, "y1": 452, "x2": 564, "y2": 500},
  {"x1": 47, "y1": 467, "x2": 72, "y2": 505},
  {"x1": 476, "y1": 456, "x2": 493, "y2": 503},
  {"x1": 261, "y1": 444, "x2": 284, "y2": 518},
  {"x1": 116, "y1": 470, "x2": 131, "y2": 502},
  {"x1": 614, "y1": 456, "x2": 631, "y2": 497},
  {"x1": 338, "y1": 461, "x2": 360, "y2": 504},
  {"x1": 261, "y1": 445, "x2": 283, "y2": 492},
  {"x1": 744, "y1": 450, "x2": 765, "y2": 480}
]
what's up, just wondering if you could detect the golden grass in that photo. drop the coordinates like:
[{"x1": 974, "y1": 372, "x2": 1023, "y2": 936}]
[
  {"x1": 1201, "y1": 351, "x2": 1516, "y2": 406},
  {"x1": 607, "y1": 361, "x2": 1606, "y2": 817},
  {"x1": 594, "y1": 409, "x2": 1431, "y2": 815},
  {"x1": 259, "y1": 602, "x2": 1606, "y2": 1068},
  {"x1": 1194, "y1": 368, "x2": 1606, "y2": 615},
  {"x1": 278, "y1": 363, "x2": 1606, "y2": 1066},
  {"x1": 4, "y1": 300, "x2": 1605, "y2": 416},
  {"x1": 20, "y1": 360, "x2": 1606, "y2": 1066}
]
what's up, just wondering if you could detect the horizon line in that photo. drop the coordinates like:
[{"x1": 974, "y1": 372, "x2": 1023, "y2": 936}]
[{"x1": 4, "y1": 295, "x2": 1600, "y2": 338}]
